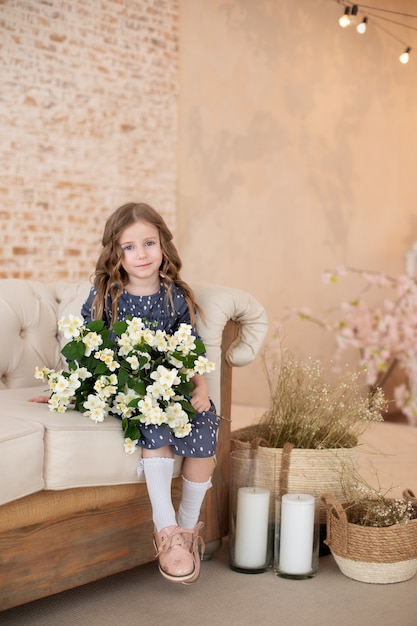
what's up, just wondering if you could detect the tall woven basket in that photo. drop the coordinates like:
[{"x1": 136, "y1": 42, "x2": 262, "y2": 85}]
[
  {"x1": 231, "y1": 433, "x2": 358, "y2": 524},
  {"x1": 321, "y1": 492, "x2": 417, "y2": 584}
]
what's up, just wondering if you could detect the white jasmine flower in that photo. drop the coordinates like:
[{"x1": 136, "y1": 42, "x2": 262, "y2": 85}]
[
  {"x1": 165, "y1": 403, "x2": 188, "y2": 428},
  {"x1": 154, "y1": 329, "x2": 169, "y2": 352},
  {"x1": 83, "y1": 394, "x2": 108, "y2": 423},
  {"x1": 138, "y1": 395, "x2": 155, "y2": 414},
  {"x1": 126, "y1": 355, "x2": 140, "y2": 370},
  {"x1": 150, "y1": 364, "x2": 179, "y2": 388},
  {"x1": 94, "y1": 348, "x2": 120, "y2": 372},
  {"x1": 112, "y1": 388, "x2": 139, "y2": 418},
  {"x1": 50, "y1": 374, "x2": 71, "y2": 394},
  {"x1": 82, "y1": 331, "x2": 103, "y2": 356},
  {"x1": 58, "y1": 314, "x2": 84, "y2": 339},
  {"x1": 124, "y1": 438, "x2": 139, "y2": 455},
  {"x1": 126, "y1": 317, "x2": 146, "y2": 334},
  {"x1": 75, "y1": 367, "x2": 92, "y2": 381},
  {"x1": 34, "y1": 366, "x2": 53, "y2": 381},
  {"x1": 117, "y1": 333, "x2": 133, "y2": 356},
  {"x1": 193, "y1": 355, "x2": 216, "y2": 375},
  {"x1": 173, "y1": 422, "x2": 192, "y2": 438},
  {"x1": 166, "y1": 354, "x2": 184, "y2": 369}
]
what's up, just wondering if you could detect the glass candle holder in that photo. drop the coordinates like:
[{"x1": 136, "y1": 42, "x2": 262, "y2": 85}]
[
  {"x1": 274, "y1": 493, "x2": 320, "y2": 579},
  {"x1": 229, "y1": 449, "x2": 274, "y2": 573}
]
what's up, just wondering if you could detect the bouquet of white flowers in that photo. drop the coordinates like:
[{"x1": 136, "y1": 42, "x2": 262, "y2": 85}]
[{"x1": 35, "y1": 315, "x2": 215, "y2": 454}]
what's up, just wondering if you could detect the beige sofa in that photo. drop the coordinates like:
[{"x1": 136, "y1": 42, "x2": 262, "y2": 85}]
[{"x1": 0, "y1": 279, "x2": 267, "y2": 610}]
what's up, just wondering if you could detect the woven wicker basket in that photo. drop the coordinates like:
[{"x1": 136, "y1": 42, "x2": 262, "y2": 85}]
[
  {"x1": 231, "y1": 433, "x2": 358, "y2": 524},
  {"x1": 322, "y1": 492, "x2": 417, "y2": 584}
]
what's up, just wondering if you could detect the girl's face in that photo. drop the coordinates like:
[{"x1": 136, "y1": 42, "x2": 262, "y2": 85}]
[{"x1": 118, "y1": 220, "x2": 163, "y2": 290}]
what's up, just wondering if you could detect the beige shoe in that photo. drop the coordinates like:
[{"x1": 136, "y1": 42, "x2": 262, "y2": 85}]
[
  {"x1": 181, "y1": 522, "x2": 205, "y2": 585},
  {"x1": 153, "y1": 525, "x2": 195, "y2": 583}
]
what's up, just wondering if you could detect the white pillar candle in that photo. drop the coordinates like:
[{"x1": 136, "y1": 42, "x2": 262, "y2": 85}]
[
  {"x1": 279, "y1": 493, "x2": 315, "y2": 575},
  {"x1": 234, "y1": 487, "x2": 270, "y2": 569}
]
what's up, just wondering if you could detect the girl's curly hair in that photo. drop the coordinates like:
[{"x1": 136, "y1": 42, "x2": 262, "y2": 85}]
[{"x1": 90, "y1": 202, "x2": 201, "y2": 325}]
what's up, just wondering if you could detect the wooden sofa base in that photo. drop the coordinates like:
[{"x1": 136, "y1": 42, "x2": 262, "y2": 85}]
[{"x1": 0, "y1": 477, "x2": 225, "y2": 611}]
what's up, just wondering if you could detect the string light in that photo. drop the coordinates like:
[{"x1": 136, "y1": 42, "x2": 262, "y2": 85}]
[
  {"x1": 399, "y1": 46, "x2": 411, "y2": 64},
  {"x1": 357, "y1": 17, "x2": 368, "y2": 34},
  {"x1": 339, "y1": 4, "x2": 358, "y2": 28},
  {"x1": 339, "y1": 7, "x2": 351, "y2": 28},
  {"x1": 336, "y1": 2, "x2": 417, "y2": 64}
]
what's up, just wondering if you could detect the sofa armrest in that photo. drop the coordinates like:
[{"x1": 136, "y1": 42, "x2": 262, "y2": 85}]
[
  {"x1": 193, "y1": 285, "x2": 267, "y2": 547},
  {"x1": 193, "y1": 283, "x2": 268, "y2": 414}
]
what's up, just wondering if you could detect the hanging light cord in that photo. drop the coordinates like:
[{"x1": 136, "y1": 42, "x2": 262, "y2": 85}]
[
  {"x1": 348, "y1": 3, "x2": 417, "y2": 20},
  {"x1": 337, "y1": 1, "x2": 417, "y2": 33},
  {"x1": 337, "y1": 1, "x2": 417, "y2": 60},
  {"x1": 337, "y1": 1, "x2": 417, "y2": 22}
]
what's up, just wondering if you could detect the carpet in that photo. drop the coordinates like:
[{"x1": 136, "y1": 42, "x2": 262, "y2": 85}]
[{"x1": 2, "y1": 536, "x2": 417, "y2": 626}]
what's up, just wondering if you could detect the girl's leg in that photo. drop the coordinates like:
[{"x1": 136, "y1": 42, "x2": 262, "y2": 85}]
[
  {"x1": 143, "y1": 446, "x2": 195, "y2": 583},
  {"x1": 175, "y1": 457, "x2": 216, "y2": 584},
  {"x1": 182, "y1": 456, "x2": 215, "y2": 483},
  {"x1": 142, "y1": 452, "x2": 215, "y2": 530},
  {"x1": 177, "y1": 457, "x2": 215, "y2": 530},
  {"x1": 142, "y1": 446, "x2": 176, "y2": 531}
]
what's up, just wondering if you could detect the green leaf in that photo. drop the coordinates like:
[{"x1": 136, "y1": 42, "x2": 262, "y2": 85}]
[
  {"x1": 176, "y1": 380, "x2": 194, "y2": 396},
  {"x1": 74, "y1": 395, "x2": 87, "y2": 412},
  {"x1": 112, "y1": 321, "x2": 128, "y2": 336},
  {"x1": 123, "y1": 421, "x2": 142, "y2": 440},
  {"x1": 180, "y1": 398, "x2": 195, "y2": 416},
  {"x1": 138, "y1": 354, "x2": 151, "y2": 369},
  {"x1": 99, "y1": 333, "x2": 113, "y2": 347},
  {"x1": 86, "y1": 320, "x2": 106, "y2": 333},
  {"x1": 182, "y1": 355, "x2": 197, "y2": 369},
  {"x1": 61, "y1": 340, "x2": 86, "y2": 361},
  {"x1": 195, "y1": 340, "x2": 206, "y2": 354},
  {"x1": 126, "y1": 418, "x2": 142, "y2": 426},
  {"x1": 115, "y1": 370, "x2": 127, "y2": 388},
  {"x1": 94, "y1": 361, "x2": 110, "y2": 375},
  {"x1": 127, "y1": 379, "x2": 146, "y2": 396}
]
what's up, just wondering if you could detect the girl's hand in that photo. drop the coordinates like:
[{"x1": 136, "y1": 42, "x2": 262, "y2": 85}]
[
  {"x1": 190, "y1": 388, "x2": 211, "y2": 413},
  {"x1": 190, "y1": 374, "x2": 211, "y2": 413},
  {"x1": 29, "y1": 395, "x2": 49, "y2": 403}
]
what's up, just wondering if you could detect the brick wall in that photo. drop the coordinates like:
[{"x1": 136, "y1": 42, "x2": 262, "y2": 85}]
[{"x1": 0, "y1": 0, "x2": 179, "y2": 281}]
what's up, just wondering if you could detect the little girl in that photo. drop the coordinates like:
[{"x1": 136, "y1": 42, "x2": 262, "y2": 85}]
[{"x1": 34, "y1": 202, "x2": 218, "y2": 585}]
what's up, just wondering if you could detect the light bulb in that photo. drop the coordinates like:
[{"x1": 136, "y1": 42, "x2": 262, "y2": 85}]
[
  {"x1": 339, "y1": 7, "x2": 350, "y2": 28},
  {"x1": 357, "y1": 17, "x2": 368, "y2": 34},
  {"x1": 399, "y1": 47, "x2": 411, "y2": 64}
]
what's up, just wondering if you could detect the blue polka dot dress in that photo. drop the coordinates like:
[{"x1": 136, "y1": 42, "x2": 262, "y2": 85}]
[{"x1": 81, "y1": 283, "x2": 219, "y2": 458}]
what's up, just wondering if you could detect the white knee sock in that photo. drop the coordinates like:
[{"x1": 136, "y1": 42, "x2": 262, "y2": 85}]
[
  {"x1": 142, "y1": 457, "x2": 177, "y2": 532},
  {"x1": 177, "y1": 476, "x2": 212, "y2": 530}
]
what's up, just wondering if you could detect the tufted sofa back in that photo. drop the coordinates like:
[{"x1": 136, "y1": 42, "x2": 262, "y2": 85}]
[{"x1": 0, "y1": 279, "x2": 268, "y2": 412}]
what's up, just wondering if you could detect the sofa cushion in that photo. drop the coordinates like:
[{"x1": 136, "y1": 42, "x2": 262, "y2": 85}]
[
  {"x1": 0, "y1": 415, "x2": 44, "y2": 505},
  {"x1": 0, "y1": 387, "x2": 183, "y2": 492}
]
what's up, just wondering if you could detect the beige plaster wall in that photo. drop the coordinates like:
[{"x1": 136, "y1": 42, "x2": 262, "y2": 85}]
[{"x1": 178, "y1": 0, "x2": 417, "y2": 408}]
